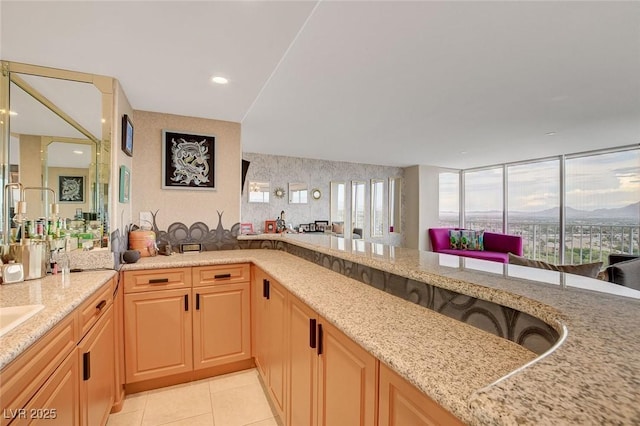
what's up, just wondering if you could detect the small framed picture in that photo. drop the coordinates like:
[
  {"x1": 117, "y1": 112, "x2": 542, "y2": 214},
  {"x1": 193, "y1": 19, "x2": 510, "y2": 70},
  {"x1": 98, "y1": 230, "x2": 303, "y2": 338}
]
[
  {"x1": 299, "y1": 224, "x2": 310, "y2": 232},
  {"x1": 309, "y1": 223, "x2": 316, "y2": 232},
  {"x1": 240, "y1": 223, "x2": 254, "y2": 235},
  {"x1": 122, "y1": 114, "x2": 134, "y2": 157},
  {"x1": 315, "y1": 220, "x2": 329, "y2": 232},
  {"x1": 59, "y1": 176, "x2": 85, "y2": 203},
  {"x1": 119, "y1": 166, "x2": 131, "y2": 203},
  {"x1": 265, "y1": 220, "x2": 277, "y2": 233}
]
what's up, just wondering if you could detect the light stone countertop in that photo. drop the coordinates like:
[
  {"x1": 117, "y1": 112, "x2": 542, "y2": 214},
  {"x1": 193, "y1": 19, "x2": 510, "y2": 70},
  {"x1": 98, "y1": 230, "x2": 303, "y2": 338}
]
[{"x1": 0, "y1": 270, "x2": 117, "y2": 369}]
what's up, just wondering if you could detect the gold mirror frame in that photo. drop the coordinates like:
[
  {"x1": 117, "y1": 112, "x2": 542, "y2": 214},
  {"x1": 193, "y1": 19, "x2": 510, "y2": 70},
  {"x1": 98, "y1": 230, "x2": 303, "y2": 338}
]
[{"x1": 0, "y1": 61, "x2": 113, "y2": 246}]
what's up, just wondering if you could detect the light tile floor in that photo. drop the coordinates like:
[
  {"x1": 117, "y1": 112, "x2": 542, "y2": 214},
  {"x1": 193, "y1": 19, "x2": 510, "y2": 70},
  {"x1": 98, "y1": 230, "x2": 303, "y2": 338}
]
[{"x1": 107, "y1": 369, "x2": 282, "y2": 426}]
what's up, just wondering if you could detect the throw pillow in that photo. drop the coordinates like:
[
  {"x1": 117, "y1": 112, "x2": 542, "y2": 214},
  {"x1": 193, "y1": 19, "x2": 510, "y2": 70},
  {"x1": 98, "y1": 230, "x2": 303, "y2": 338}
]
[
  {"x1": 449, "y1": 230, "x2": 462, "y2": 249},
  {"x1": 608, "y1": 257, "x2": 640, "y2": 290},
  {"x1": 508, "y1": 253, "x2": 603, "y2": 278},
  {"x1": 461, "y1": 229, "x2": 484, "y2": 251},
  {"x1": 331, "y1": 222, "x2": 344, "y2": 234}
]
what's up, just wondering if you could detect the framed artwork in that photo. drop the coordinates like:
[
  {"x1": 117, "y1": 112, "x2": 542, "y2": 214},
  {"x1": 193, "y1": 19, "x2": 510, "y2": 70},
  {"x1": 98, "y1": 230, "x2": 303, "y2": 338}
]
[
  {"x1": 122, "y1": 114, "x2": 134, "y2": 157},
  {"x1": 240, "y1": 223, "x2": 254, "y2": 235},
  {"x1": 119, "y1": 166, "x2": 131, "y2": 203},
  {"x1": 58, "y1": 176, "x2": 84, "y2": 203},
  {"x1": 315, "y1": 220, "x2": 329, "y2": 232},
  {"x1": 309, "y1": 223, "x2": 316, "y2": 232},
  {"x1": 162, "y1": 130, "x2": 215, "y2": 190},
  {"x1": 265, "y1": 220, "x2": 277, "y2": 234},
  {"x1": 299, "y1": 224, "x2": 310, "y2": 232}
]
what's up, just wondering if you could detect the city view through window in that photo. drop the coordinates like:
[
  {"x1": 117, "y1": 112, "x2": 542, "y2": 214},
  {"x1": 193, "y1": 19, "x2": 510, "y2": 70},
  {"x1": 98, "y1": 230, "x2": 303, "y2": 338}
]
[{"x1": 439, "y1": 147, "x2": 639, "y2": 265}]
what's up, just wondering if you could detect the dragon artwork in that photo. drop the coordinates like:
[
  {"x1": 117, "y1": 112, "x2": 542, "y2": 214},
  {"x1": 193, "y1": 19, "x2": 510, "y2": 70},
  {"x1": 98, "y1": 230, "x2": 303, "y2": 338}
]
[{"x1": 170, "y1": 137, "x2": 211, "y2": 186}]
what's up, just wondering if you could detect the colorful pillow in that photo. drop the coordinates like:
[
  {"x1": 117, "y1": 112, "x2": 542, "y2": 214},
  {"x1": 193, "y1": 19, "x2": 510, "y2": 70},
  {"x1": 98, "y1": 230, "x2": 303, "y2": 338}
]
[
  {"x1": 460, "y1": 229, "x2": 484, "y2": 250},
  {"x1": 449, "y1": 230, "x2": 461, "y2": 249}
]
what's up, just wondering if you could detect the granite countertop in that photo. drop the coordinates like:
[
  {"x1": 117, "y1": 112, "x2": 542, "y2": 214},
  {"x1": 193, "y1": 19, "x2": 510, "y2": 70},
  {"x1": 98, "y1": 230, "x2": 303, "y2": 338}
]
[
  {"x1": 240, "y1": 234, "x2": 640, "y2": 425},
  {"x1": 0, "y1": 270, "x2": 116, "y2": 369},
  {"x1": 122, "y1": 249, "x2": 535, "y2": 423}
]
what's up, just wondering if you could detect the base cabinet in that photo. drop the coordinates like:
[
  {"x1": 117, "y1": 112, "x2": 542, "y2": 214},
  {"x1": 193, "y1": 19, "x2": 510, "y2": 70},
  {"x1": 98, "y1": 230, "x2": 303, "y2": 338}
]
[
  {"x1": 78, "y1": 305, "x2": 115, "y2": 426},
  {"x1": 252, "y1": 269, "x2": 288, "y2": 419},
  {"x1": 379, "y1": 363, "x2": 464, "y2": 426},
  {"x1": 124, "y1": 288, "x2": 193, "y2": 383}
]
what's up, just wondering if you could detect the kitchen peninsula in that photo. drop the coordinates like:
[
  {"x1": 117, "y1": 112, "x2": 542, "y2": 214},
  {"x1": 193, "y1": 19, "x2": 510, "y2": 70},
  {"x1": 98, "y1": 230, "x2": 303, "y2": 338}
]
[{"x1": 2, "y1": 233, "x2": 639, "y2": 425}]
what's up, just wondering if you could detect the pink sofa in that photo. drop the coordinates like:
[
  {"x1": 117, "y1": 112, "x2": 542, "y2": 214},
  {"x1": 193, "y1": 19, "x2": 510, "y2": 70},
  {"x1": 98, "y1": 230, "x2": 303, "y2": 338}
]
[{"x1": 428, "y1": 227, "x2": 523, "y2": 263}]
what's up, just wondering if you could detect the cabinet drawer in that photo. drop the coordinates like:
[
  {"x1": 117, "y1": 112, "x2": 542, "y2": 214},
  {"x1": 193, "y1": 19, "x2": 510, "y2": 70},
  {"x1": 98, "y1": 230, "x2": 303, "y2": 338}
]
[
  {"x1": 0, "y1": 314, "x2": 78, "y2": 426},
  {"x1": 193, "y1": 264, "x2": 250, "y2": 287},
  {"x1": 123, "y1": 268, "x2": 191, "y2": 293},
  {"x1": 78, "y1": 279, "x2": 114, "y2": 338}
]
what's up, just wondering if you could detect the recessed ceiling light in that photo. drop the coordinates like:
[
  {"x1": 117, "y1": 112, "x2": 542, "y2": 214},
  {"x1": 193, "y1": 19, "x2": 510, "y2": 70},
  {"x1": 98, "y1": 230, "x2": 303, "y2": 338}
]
[
  {"x1": 460, "y1": 151, "x2": 468, "y2": 155},
  {"x1": 211, "y1": 76, "x2": 228, "y2": 85},
  {"x1": 73, "y1": 150, "x2": 83, "y2": 155},
  {"x1": 101, "y1": 118, "x2": 106, "y2": 123},
  {"x1": 545, "y1": 132, "x2": 557, "y2": 136},
  {"x1": 8, "y1": 111, "x2": 17, "y2": 116}
]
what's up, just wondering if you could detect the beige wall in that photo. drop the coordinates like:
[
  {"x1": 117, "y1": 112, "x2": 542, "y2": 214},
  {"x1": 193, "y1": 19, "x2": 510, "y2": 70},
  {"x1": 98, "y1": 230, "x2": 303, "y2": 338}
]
[
  {"x1": 112, "y1": 80, "x2": 133, "y2": 233},
  {"x1": 131, "y1": 110, "x2": 241, "y2": 231},
  {"x1": 19, "y1": 135, "x2": 44, "y2": 217}
]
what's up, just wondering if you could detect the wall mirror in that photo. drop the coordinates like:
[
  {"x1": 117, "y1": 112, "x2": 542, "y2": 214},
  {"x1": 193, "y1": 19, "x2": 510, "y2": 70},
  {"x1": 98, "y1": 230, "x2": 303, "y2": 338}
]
[
  {"x1": 311, "y1": 188, "x2": 322, "y2": 200},
  {"x1": 351, "y1": 180, "x2": 365, "y2": 232},
  {"x1": 371, "y1": 179, "x2": 384, "y2": 237},
  {"x1": 330, "y1": 181, "x2": 346, "y2": 230},
  {"x1": 389, "y1": 176, "x2": 402, "y2": 234},
  {"x1": 248, "y1": 181, "x2": 270, "y2": 203},
  {"x1": 0, "y1": 61, "x2": 113, "y2": 245},
  {"x1": 289, "y1": 182, "x2": 308, "y2": 204}
]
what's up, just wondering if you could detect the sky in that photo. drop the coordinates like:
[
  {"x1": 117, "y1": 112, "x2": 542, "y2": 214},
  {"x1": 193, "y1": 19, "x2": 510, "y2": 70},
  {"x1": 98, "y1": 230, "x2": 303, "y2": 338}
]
[{"x1": 440, "y1": 148, "x2": 639, "y2": 214}]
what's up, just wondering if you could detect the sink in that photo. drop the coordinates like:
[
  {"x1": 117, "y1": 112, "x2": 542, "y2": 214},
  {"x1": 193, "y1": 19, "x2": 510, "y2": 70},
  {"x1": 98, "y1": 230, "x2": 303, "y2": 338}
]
[{"x1": 0, "y1": 304, "x2": 45, "y2": 337}]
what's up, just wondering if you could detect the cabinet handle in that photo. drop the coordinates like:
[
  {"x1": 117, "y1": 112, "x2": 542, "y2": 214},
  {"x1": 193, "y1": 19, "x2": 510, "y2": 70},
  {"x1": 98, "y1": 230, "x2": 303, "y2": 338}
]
[
  {"x1": 317, "y1": 324, "x2": 323, "y2": 356},
  {"x1": 184, "y1": 294, "x2": 189, "y2": 311},
  {"x1": 309, "y1": 318, "x2": 317, "y2": 349},
  {"x1": 149, "y1": 278, "x2": 169, "y2": 284},
  {"x1": 196, "y1": 293, "x2": 200, "y2": 310},
  {"x1": 83, "y1": 352, "x2": 91, "y2": 381},
  {"x1": 264, "y1": 279, "x2": 270, "y2": 300},
  {"x1": 214, "y1": 273, "x2": 231, "y2": 279},
  {"x1": 95, "y1": 300, "x2": 107, "y2": 313}
]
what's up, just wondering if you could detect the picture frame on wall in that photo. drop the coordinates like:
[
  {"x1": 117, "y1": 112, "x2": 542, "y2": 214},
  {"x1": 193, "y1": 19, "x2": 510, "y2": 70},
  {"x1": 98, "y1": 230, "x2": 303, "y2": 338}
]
[
  {"x1": 315, "y1": 220, "x2": 329, "y2": 232},
  {"x1": 240, "y1": 223, "x2": 254, "y2": 235},
  {"x1": 58, "y1": 176, "x2": 84, "y2": 203},
  {"x1": 122, "y1": 114, "x2": 134, "y2": 157},
  {"x1": 162, "y1": 130, "x2": 216, "y2": 190},
  {"x1": 119, "y1": 166, "x2": 131, "y2": 203}
]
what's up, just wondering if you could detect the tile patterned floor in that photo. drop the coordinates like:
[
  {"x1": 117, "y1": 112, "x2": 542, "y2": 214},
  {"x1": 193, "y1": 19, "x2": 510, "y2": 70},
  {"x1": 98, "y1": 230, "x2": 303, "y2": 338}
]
[{"x1": 107, "y1": 369, "x2": 281, "y2": 426}]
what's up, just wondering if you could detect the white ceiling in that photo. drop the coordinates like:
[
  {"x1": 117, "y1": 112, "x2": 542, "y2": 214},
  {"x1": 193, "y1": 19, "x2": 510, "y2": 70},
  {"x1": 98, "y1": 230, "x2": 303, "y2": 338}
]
[{"x1": 2, "y1": 1, "x2": 639, "y2": 169}]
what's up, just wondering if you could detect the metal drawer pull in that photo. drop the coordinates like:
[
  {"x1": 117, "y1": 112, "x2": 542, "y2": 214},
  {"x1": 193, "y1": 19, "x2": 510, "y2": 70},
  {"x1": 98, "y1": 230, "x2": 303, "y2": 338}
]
[
  {"x1": 83, "y1": 352, "x2": 91, "y2": 381},
  {"x1": 95, "y1": 300, "x2": 107, "y2": 313},
  {"x1": 149, "y1": 278, "x2": 169, "y2": 284},
  {"x1": 309, "y1": 318, "x2": 317, "y2": 349},
  {"x1": 214, "y1": 273, "x2": 232, "y2": 279}
]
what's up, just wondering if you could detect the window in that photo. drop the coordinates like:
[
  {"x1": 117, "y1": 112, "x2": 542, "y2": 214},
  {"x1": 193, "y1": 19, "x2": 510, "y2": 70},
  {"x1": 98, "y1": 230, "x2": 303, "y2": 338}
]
[
  {"x1": 330, "y1": 182, "x2": 346, "y2": 224},
  {"x1": 351, "y1": 181, "x2": 365, "y2": 230},
  {"x1": 438, "y1": 172, "x2": 459, "y2": 227},
  {"x1": 507, "y1": 160, "x2": 560, "y2": 263},
  {"x1": 371, "y1": 179, "x2": 384, "y2": 237},
  {"x1": 464, "y1": 167, "x2": 503, "y2": 232}
]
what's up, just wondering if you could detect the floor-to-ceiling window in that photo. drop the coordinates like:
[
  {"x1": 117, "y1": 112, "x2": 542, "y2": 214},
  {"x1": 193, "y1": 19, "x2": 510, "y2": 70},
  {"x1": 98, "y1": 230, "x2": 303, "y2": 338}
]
[
  {"x1": 507, "y1": 159, "x2": 561, "y2": 263},
  {"x1": 438, "y1": 171, "x2": 459, "y2": 227},
  {"x1": 464, "y1": 167, "x2": 503, "y2": 232},
  {"x1": 565, "y1": 148, "x2": 640, "y2": 264},
  {"x1": 442, "y1": 145, "x2": 639, "y2": 264}
]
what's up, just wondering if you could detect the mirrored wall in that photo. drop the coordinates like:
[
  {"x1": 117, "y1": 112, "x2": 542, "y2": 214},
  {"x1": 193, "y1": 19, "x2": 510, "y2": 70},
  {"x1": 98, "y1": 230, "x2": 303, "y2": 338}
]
[{"x1": 0, "y1": 61, "x2": 113, "y2": 245}]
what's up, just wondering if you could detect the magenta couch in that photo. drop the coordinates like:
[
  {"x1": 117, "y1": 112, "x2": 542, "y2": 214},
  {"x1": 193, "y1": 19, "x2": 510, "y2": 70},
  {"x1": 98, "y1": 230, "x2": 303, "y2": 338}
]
[{"x1": 428, "y1": 228, "x2": 523, "y2": 263}]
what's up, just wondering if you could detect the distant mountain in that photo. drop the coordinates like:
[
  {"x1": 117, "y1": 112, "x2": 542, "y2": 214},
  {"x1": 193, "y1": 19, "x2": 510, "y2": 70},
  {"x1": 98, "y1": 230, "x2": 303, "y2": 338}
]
[{"x1": 509, "y1": 202, "x2": 639, "y2": 220}]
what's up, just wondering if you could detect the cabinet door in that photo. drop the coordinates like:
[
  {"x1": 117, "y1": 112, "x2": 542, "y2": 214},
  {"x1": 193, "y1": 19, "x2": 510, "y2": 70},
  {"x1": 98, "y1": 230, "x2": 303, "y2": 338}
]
[
  {"x1": 124, "y1": 288, "x2": 192, "y2": 383},
  {"x1": 379, "y1": 363, "x2": 463, "y2": 426},
  {"x1": 287, "y1": 295, "x2": 318, "y2": 426},
  {"x1": 78, "y1": 305, "x2": 114, "y2": 426},
  {"x1": 193, "y1": 283, "x2": 251, "y2": 369},
  {"x1": 266, "y1": 278, "x2": 288, "y2": 420},
  {"x1": 252, "y1": 267, "x2": 269, "y2": 379},
  {"x1": 25, "y1": 350, "x2": 79, "y2": 426},
  {"x1": 317, "y1": 318, "x2": 377, "y2": 426}
]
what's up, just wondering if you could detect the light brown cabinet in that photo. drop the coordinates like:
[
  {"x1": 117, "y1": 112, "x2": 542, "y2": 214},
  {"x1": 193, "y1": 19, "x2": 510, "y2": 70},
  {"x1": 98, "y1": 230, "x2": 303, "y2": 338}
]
[
  {"x1": 124, "y1": 288, "x2": 193, "y2": 383},
  {"x1": 379, "y1": 362, "x2": 463, "y2": 426},
  {"x1": 251, "y1": 268, "x2": 288, "y2": 420},
  {"x1": 0, "y1": 277, "x2": 116, "y2": 426},
  {"x1": 286, "y1": 294, "x2": 377, "y2": 426},
  {"x1": 123, "y1": 264, "x2": 251, "y2": 387},
  {"x1": 78, "y1": 305, "x2": 114, "y2": 426}
]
